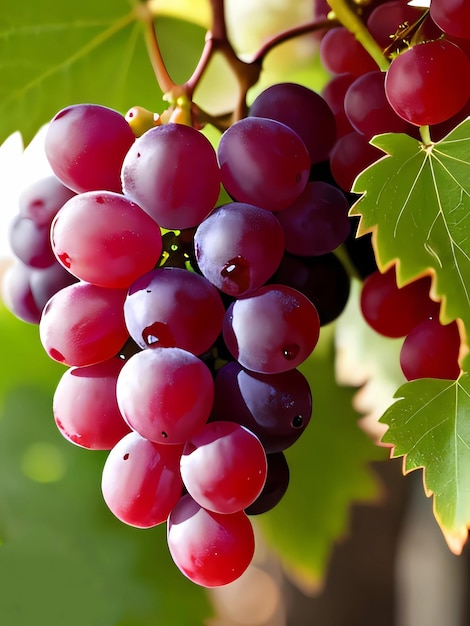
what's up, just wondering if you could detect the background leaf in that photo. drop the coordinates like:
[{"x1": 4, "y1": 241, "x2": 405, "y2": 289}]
[
  {"x1": 350, "y1": 120, "x2": 470, "y2": 331},
  {"x1": 0, "y1": 304, "x2": 211, "y2": 626},
  {"x1": 0, "y1": 0, "x2": 206, "y2": 144},
  {"x1": 380, "y1": 373, "x2": 470, "y2": 555},
  {"x1": 257, "y1": 326, "x2": 389, "y2": 588}
]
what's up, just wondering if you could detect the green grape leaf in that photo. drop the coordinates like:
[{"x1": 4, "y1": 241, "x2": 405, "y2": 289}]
[
  {"x1": 350, "y1": 119, "x2": 470, "y2": 331},
  {"x1": 0, "y1": 307, "x2": 211, "y2": 625},
  {"x1": 380, "y1": 373, "x2": 470, "y2": 554},
  {"x1": 0, "y1": 0, "x2": 205, "y2": 144},
  {"x1": 257, "y1": 327, "x2": 388, "y2": 589}
]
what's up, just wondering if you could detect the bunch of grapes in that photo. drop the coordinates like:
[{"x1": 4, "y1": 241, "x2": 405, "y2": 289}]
[
  {"x1": 1, "y1": 74, "x2": 358, "y2": 587},
  {"x1": 3, "y1": 0, "x2": 470, "y2": 589}
]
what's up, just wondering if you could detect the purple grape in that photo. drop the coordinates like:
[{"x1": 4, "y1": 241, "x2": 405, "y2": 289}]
[
  {"x1": 121, "y1": 123, "x2": 221, "y2": 229},
  {"x1": 223, "y1": 284, "x2": 320, "y2": 374},
  {"x1": 212, "y1": 361, "x2": 312, "y2": 453},
  {"x1": 1, "y1": 261, "x2": 41, "y2": 324},
  {"x1": 276, "y1": 181, "x2": 351, "y2": 256},
  {"x1": 9, "y1": 214, "x2": 56, "y2": 268},
  {"x1": 249, "y1": 82, "x2": 336, "y2": 163},
  {"x1": 124, "y1": 266, "x2": 225, "y2": 355},
  {"x1": 245, "y1": 452, "x2": 290, "y2": 515},
  {"x1": 270, "y1": 252, "x2": 351, "y2": 326},
  {"x1": 217, "y1": 117, "x2": 310, "y2": 212},
  {"x1": 193, "y1": 202, "x2": 285, "y2": 296}
]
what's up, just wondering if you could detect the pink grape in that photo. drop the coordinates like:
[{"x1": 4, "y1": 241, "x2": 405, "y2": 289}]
[
  {"x1": 53, "y1": 357, "x2": 131, "y2": 450},
  {"x1": 50, "y1": 191, "x2": 163, "y2": 289},
  {"x1": 193, "y1": 202, "x2": 285, "y2": 296},
  {"x1": 116, "y1": 347, "x2": 214, "y2": 444},
  {"x1": 217, "y1": 117, "x2": 310, "y2": 212},
  {"x1": 167, "y1": 494, "x2": 255, "y2": 587},
  {"x1": 124, "y1": 266, "x2": 225, "y2": 354},
  {"x1": 384, "y1": 39, "x2": 470, "y2": 126},
  {"x1": 223, "y1": 284, "x2": 320, "y2": 374},
  {"x1": 121, "y1": 123, "x2": 221, "y2": 229},
  {"x1": 101, "y1": 431, "x2": 184, "y2": 528},
  {"x1": 39, "y1": 282, "x2": 129, "y2": 366},
  {"x1": 45, "y1": 104, "x2": 135, "y2": 193},
  {"x1": 180, "y1": 421, "x2": 267, "y2": 514}
]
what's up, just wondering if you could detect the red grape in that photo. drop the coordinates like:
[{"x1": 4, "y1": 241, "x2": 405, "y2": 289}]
[
  {"x1": 167, "y1": 494, "x2": 255, "y2": 587},
  {"x1": 384, "y1": 39, "x2": 470, "y2": 126}
]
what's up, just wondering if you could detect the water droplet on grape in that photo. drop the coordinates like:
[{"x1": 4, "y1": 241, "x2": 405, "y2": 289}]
[
  {"x1": 142, "y1": 322, "x2": 175, "y2": 348},
  {"x1": 161, "y1": 431, "x2": 168, "y2": 438},
  {"x1": 123, "y1": 453, "x2": 130, "y2": 460},
  {"x1": 282, "y1": 344, "x2": 300, "y2": 360},
  {"x1": 58, "y1": 252, "x2": 71, "y2": 268},
  {"x1": 220, "y1": 256, "x2": 251, "y2": 294},
  {"x1": 291, "y1": 415, "x2": 303, "y2": 429}
]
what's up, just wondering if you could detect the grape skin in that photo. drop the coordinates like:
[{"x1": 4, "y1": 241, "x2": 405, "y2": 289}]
[
  {"x1": 116, "y1": 347, "x2": 214, "y2": 445},
  {"x1": 167, "y1": 494, "x2": 255, "y2": 588},
  {"x1": 180, "y1": 421, "x2": 267, "y2": 514},
  {"x1": 102, "y1": 431, "x2": 184, "y2": 528},
  {"x1": 223, "y1": 284, "x2": 320, "y2": 374},
  {"x1": 384, "y1": 39, "x2": 470, "y2": 127}
]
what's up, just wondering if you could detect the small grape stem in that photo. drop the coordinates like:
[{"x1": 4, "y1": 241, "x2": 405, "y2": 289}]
[
  {"x1": 250, "y1": 18, "x2": 336, "y2": 63},
  {"x1": 419, "y1": 125, "x2": 432, "y2": 146},
  {"x1": 137, "y1": 2, "x2": 177, "y2": 94},
  {"x1": 326, "y1": 0, "x2": 390, "y2": 71}
]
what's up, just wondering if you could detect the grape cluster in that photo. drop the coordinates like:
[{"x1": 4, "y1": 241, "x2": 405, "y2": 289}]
[
  {"x1": 1, "y1": 76, "x2": 355, "y2": 587},
  {"x1": 320, "y1": 0, "x2": 470, "y2": 191},
  {"x1": 360, "y1": 265, "x2": 461, "y2": 381}
]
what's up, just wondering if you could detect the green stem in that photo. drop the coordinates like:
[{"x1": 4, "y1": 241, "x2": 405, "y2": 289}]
[
  {"x1": 326, "y1": 0, "x2": 390, "y2": 71},
  {"x1": 136, "y1": 2, "x2": 176, "y2": 94},
  {"x1": 419, "y1": 125, "x2": 432, "y2": 146}
]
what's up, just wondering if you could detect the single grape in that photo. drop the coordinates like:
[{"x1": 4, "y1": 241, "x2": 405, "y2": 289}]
[
  {"x1": 167, "y1": 494, "x2": 255, "y2": 587},
  {"x1": 124, "y1": 266, "x2": 225, "y2": 355},
  {"x1": 53, "y1": 357, "x2": 131, "y2": 450},
  {"x1": 248, "y1": 82, "x2": 336, "y2": 163},
  {"x1": 320, "y1": 27, "x2": 379, "y2": 76},
  {"x1": 222, "y1": 284, "x2": 320, "y2": 374},
  {"x1": 29, "y1": 262, "x2": 78, "y2": 312},
  {"x1": 193, "y1": 202, "x2": 285, "y2": 296},
  {"x1": 217, "y1": 117, "x2": 310, "y2": 212},
  {"x1": 245, "y1": 451, "x2": 290, "y2": 515},
  {"x1": 50, "y1": 191, "x2": 163, "y2": 289},
  {"x1": 212, "y1": 361, "x2": 312, "y2": 453},
  {"x1": 430, "y1": 0, "x2": 470, "y2": 40},
  {"x1": 39, "y1": 282, "x2": 129, "y2": 366},
  {"x1": 121, "y1": 123, "x2": 221, "y2": 229},
  {"x1": 400, "y1": 317, "x2": 461, "y2": 380},
  {"x1": 44, "y1": 104, "x2": 135, "y2": 193},
  {"x1": 384, "y1": 39, "x2": 470, "y2": 126},
  {"x1": 180, "y1": 421, "x2": 267, "y2": 514},
  {"x1": 116, "y1": 347, "x2": 214, "y2": 445},
  {"x1": 321, "y1": 72, "x2": 356, "y2": 138},
  {"x1": 360, "y1": 266, "x2": 440, "y2": 338},
  {"x1": 344, "y1": 70, "x2": 415, "y2": 139},
  {"x1": 367, "y1": 1, "x2": 427, "y2": 48},
  {"x1": 18, "y1": 175, "x2": 76, "y2": 226},
  {"x1": 329, "y1": 131, "x2": 383, "y2": 192},
  {"x1": 276, "y1": 181, "x2": 351, "y2": 256},
  {"x1": 101, "y1": 431, "x2": 184, "y2": 528},
  {"x1": 1, "y1": 261, "x2": 41, "y2": 324},
  {"x1": 9, "y1": 214, "x2": 56, "y2": 269},
  {"x1": 270, "y1": 252, "x2": 351, "y2": 326}
]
